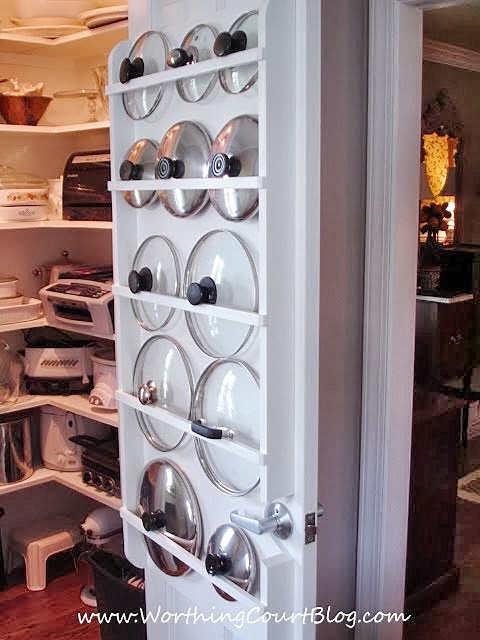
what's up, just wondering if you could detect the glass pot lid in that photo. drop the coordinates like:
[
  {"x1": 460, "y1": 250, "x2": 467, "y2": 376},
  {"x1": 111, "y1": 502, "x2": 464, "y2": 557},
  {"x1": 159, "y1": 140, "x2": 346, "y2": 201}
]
[
  {"x1": 139, "y1": 459, "x2": 202, "y2": 577},
  {"x1": 214, "y1": 11, "x2": 258, "y2": 95},
  {"x1": 206, "y1": 524, "x2": 257, "y2": 601},
  {"x1": 192, "y1": 359, "x2": 260, "y2": 496},
  {"x1": 129, "y1": 235, "x2": 180, "y2": 330},
  {"x1": 133, "y1": 336, "x2": 192, "y2": 451},
  {"x1": 120, "y1": 138, "x2": 158, "y2": 209},
  {"x1": 208, "y1": 115, "x2": 258, "y2": 221},
  {"x1": 166, "y1": 24, "x2": 218, "y2": 102},
  {"x1": 120, "y1": 31, "x2": 170, "y2": 120},
  {"x1": 156, "y1": 121, "x2": 211, "y2": 218},
  {"x1": 184, "y1": 230, "x2": 258, "y2": 357}
]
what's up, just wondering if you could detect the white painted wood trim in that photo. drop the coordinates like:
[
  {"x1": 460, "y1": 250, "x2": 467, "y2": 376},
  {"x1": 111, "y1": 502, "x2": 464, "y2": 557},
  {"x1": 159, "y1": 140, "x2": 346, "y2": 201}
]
[{"x1": 424, "y1": 38, "x2": 480, "y2": 72}]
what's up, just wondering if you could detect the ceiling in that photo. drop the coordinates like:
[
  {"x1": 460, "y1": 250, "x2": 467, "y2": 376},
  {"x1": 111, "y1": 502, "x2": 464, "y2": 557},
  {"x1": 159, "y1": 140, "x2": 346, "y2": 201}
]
[{"x1": 423, "y1": 0, "x2": 480, "y2": 52}]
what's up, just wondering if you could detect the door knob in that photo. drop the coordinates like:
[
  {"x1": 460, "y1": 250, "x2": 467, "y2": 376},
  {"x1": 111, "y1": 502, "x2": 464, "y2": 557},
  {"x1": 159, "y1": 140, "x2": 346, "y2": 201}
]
[{"x1": 230, "y1": 502, "x2": 293, "y2": 539}]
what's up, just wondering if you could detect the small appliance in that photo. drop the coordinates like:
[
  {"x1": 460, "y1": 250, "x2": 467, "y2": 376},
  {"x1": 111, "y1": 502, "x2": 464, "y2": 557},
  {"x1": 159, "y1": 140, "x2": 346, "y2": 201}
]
[
  {"x1": 39, "y1": 407, "x2": 110, "y2": 471},
  {"x1": 62, "y1": 150, "x2": 111, "y2": 221},
  {"x1": 70, "y1": 430, "x2": 120, "y2": 497},
  {"x1": 89, "y1": 346, "x2": 117, "y2": 410},
  {"x1": 25, "y1": 343, "x2": 95, "y2": 394}
]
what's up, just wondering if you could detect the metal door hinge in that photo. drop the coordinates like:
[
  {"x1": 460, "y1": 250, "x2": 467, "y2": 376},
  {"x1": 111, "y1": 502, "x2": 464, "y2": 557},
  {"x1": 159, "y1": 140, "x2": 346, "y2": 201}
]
[{"x1": 305, "y1": 504, "x2": 324, "y2": 544}]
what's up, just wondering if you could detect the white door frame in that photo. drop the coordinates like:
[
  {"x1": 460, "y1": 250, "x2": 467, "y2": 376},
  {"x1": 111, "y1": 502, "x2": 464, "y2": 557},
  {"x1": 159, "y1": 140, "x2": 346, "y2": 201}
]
[{"x1": 356, "y1": 1, "x2": 466, "y2": 639}]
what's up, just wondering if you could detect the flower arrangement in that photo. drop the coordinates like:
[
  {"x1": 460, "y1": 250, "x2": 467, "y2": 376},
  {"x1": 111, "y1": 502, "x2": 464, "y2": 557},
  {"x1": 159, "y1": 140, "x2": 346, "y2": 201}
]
[{"x1": 418, "y1": 202, "x2": 452, "y2": 267}]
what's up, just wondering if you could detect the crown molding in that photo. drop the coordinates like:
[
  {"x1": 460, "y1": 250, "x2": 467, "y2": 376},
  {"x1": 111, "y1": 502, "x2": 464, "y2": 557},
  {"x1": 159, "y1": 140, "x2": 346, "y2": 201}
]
[{"x1": 424, "y1": 37, "x2": 480, "y2": 73}]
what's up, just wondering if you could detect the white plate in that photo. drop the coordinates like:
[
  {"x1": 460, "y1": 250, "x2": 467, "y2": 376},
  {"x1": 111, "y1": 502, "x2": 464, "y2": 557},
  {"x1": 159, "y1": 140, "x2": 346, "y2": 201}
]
[
  {"x1": 10, "y1": 17, "x2": 82, "y2": 27},
  {"x1": 79, "y1": 6, "x2": 127, "y2": 28},
  {"x1": 2, "y1": 25, "x2": 88, "y2": 38},
  {"x1": 0, "y1": 297, "x2": 42, "y2": 325}
]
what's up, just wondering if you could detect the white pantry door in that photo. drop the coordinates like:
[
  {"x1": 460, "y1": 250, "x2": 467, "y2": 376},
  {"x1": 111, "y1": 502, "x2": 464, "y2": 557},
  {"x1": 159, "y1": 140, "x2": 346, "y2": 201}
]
[{"x1": 109, "y1": 1, "x2": 321, "y2": 638}]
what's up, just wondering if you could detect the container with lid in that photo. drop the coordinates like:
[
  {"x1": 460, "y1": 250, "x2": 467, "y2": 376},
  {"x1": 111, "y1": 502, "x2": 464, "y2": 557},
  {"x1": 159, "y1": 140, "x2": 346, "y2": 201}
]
[
  {"x1": 184, "y1": 229, "x2": 258, "y2": 357},
  {"x1": 205, "y1": 523, "x2": 257, "y2": 600},
  {"x1": 192, "y1": 358, "x2": 260, "y2": 496},
  {"x1": 120, "y1": 139, "x2": 158, "y2": 209},
  {"x1": 139, "y1": 459, "x2": 202, "y2": 576},
  {"x1": 119, "y1": 31, "x2": 171, "y2": 120},
  {"x1": 208, "y1": 115, "x2": 258, "y2": 221},
  {"x1": 128, "y1": 235, "x2": 180, "y2": 330},
  {"x1": 0, "y1": 165, "x2": 48, "y2": 221},
  {"x1": 156, "y1": 121, "x2": 211, "y2": 218},
  {"x1": 213, "y1": 11, "x2": 258, "y2": 95},
  {"x1": 133, "y1": 336, "x2": 192, "y2": 451},
  {"x1": 166, "y1": 24, "x2": 218, "y2": 102}
]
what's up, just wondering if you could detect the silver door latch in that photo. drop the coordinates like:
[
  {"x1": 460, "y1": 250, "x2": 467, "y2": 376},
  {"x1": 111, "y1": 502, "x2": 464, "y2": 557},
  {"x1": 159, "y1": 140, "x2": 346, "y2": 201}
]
[
  {"x1": 230, "y1": 502, "x2": 293, "y2": 539},
  {"x1": 305, "y1": 504, "x2": 324, "y2": 544}
]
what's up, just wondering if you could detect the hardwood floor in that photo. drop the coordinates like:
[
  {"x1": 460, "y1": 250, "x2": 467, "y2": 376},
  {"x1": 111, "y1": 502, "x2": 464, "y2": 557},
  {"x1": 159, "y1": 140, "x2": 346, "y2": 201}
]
[{"x1": 0, "y1": 561, "x2": 100, "y2": 640}]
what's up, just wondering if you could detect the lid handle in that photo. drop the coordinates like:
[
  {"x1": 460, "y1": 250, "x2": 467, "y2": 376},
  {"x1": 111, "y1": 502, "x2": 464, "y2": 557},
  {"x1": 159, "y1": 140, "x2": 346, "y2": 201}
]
[
  {"x1": 230, "y1": 502, "x2": 293, "y2": 539},
  {"x1": 119, "y1": 56, "x2": 145, "y2": 84},
  {"x1": 213, "y1": 30, "x2": 247, "y2": 57},
  {"x1": 186, "y1": 276, "x2": 217, "y2": 306},
  {"x1": 141, "y1": 509, "x2": 167, "y2": 532},
  {"x1": 129, "y1": 267, "x2": 153, "y2": 294},
  {"x1": 191, "y1": 419, "x2": 234, "y2": 440},
  {"x1": 156, "y1": 157, "x2": 185, "y2": 179},
  {"x1": 138, "y1": 380, "x2": 157, "y2": 405},
  {"x1": 120, "y1": 160, "x2": 144, "y2": 181},
  {"x1": 166, "y1": 46, "x2": 198, "y2": 68},
  {"x1": 211, "y1": 153, "x2": 241, "y2": 178},
  {"x1": 205, "y1": 553, "x2": 232, "y2": 576}
]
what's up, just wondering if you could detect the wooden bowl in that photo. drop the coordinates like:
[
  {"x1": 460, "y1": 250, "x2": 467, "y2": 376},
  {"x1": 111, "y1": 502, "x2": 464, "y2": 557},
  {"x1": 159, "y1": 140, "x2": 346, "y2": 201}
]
[{"x1": 0, "y1": 95, "x2": 52, "y2": 126}]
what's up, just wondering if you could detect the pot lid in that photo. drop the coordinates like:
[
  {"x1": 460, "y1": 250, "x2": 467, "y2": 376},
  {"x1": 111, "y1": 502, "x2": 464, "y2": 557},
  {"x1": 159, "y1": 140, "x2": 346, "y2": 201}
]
[
  {"x1": 193, "y1": 359, "x2": 260, "y2": 496},
  {"x1": 184, "y1": 230, "x2": 258, "y2": 357},
  {"x1": 206, "y1": 523, "x2": 256, "y2": 600},
  {"x1": 133, "y1": 336, "x2": 192, "y2": 451},
  {"x1": 139, "y1": 459, "x2": 202, "y2": 577},
  {"x1": 120, "y1": 31, "x2": 170, "y2": 120},
  {"x1": 167, "y1": 24, "x2": 218, "y2": 102},
  {"x1": 120, "y1": 138, "x2": 158, "y2": 209},
  {"x1": 0, "y1": 165, "x2": 47, "y2": 189},
  {"x1": 129, "y1": 235, "x2": 180, "y2": 330},
  {"x1": 156, "y1": 121, "x2": 211, "y2": 218},
  {"x1": 214, "y1": 11, "x2": 258, "y2": 95},
  {"x1": 208, "y1": 115, "x2": 258, "y2": 221}
]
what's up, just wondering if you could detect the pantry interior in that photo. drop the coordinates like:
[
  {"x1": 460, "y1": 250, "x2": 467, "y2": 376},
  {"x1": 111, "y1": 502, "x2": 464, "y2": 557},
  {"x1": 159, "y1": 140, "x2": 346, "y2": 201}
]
[{"x1": 0, "y1": 0, "x2": 127, "y2": 596}]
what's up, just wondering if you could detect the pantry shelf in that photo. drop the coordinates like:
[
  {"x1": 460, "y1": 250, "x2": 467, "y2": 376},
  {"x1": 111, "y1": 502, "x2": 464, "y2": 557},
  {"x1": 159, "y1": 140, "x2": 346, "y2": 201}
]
[
  {"x1": 0, "y1": 220, "x2": 112, "y2": 230},
  {"x1": 0, "y1": 121, "x2": 109, "y2": 136}
]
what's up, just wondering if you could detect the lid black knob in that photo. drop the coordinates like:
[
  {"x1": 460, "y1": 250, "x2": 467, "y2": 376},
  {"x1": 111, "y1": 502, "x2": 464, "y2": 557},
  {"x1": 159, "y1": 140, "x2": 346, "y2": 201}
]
[
  {"x1": 211, "y1": 153, "x2": 241, "y2": 178},
  {"x1": 142, "y1": 510, "x2": 167, "y2": 532},
  {"x1": 120, "y1": 160, "x2": 144, "y2": 181},
  {"x1": 213, "y1": 30, "x2": 247, "y2": 57},
  {"x1": 187, "y1": 276, "x2": 217, "y2": 306},
  {"x1": 128, "y1": 267, "x2": 153, "y2": 294},
  {"x1": 205, "y1": 553, "x2": 232, "y2": 576},
  {"x1": 156, "y1": 156, "x2": 185, "y2": 179},
  {"x1": 119, "y1": 56, "x2": 145, "y2": 84},
  {"x1": 166, "y1": 47, "x2": 197, "y2": 68}
]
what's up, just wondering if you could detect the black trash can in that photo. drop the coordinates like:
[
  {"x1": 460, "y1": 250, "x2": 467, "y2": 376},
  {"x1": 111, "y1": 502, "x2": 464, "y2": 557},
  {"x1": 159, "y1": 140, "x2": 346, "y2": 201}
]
[{"x1": 85, "y1": 550, "x2": 147, "y2": 640}]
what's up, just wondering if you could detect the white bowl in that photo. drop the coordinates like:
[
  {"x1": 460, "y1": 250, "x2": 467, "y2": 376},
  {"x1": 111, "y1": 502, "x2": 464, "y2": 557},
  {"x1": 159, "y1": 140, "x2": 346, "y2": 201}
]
[{"x1": 14, "y1": 0, "x2": 95, "y2": 20}]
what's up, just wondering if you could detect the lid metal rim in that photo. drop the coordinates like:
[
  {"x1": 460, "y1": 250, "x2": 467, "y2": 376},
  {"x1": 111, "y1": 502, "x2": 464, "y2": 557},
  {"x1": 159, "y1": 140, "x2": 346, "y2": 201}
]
[
  {"x1": 185, "y1": 312, "x2": 255, "y2": 357},
  {"x1": 131, "y1": 299, "x2": 176, "y2": 331},
  {"x1": 136, "y1": 409, "x2": 187, "y2": 452},
  {"x1": 219, "y1": 68, "x2": 258, "y2": 96}
]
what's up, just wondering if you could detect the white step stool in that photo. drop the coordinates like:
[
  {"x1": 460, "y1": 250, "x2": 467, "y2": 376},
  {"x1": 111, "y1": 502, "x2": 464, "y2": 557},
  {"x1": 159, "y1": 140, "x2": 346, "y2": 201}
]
[{"x1": 8, "y1": 515, "x2": 83, "y2": 591}]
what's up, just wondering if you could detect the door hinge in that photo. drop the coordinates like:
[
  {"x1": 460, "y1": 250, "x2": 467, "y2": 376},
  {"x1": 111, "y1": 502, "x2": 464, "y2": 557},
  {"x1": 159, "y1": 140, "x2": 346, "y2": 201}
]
[{"x1": 305, "y1": 504, "x2": 324, "y2": 544}]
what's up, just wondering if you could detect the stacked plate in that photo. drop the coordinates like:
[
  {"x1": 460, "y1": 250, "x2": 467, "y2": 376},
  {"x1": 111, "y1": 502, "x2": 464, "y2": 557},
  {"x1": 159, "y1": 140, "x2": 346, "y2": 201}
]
[{"x1": 80, "y1": 5, "x2": 127, "y2": 29}]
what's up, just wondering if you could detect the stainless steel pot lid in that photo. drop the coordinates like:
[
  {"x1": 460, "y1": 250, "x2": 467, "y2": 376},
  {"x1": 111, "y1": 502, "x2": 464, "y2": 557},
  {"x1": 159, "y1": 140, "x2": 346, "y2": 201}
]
[
  {"x1": 133, "y1": 336, "x2": 192, "y2": 451},
  {"x1": 214, "y1": 11, "x2": 258, "y2": 95},
  {"x1": 129, "y1": 235, "x2": 180, "y2": 330},
  {"x1": 206, "y1": 523, "x2": 256, "y2": 600},
  {"x1": 139, "y1": 459, "x2": 202, "y2": 577},
  {"x1": 156, "y1": 121, "x2": 211, "y2": 218},
  {"x1": 166, "y1": 24, "x2": 218, "y2": 102},
  {"x1": 184, "y1": 230, "x2": 258, "y2": 357},
  {"x1": 192, "y1": 359, "x2": 260, "y2": 496},
  {"x1": 120, "y1": 31, "x2": 170, "y2": 120},
  {"x1": 120, "y1": 139, "x2": 158, "y2": 209},
  {"x1": 208, "y1": 115, "x2": 258, "y2": 221}
]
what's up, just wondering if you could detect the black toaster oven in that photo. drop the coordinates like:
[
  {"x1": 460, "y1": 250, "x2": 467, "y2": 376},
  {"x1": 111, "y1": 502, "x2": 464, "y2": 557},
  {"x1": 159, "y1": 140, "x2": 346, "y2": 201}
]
[{"x1": 63, "y1": 150, "x2": 111, "y2": 221}]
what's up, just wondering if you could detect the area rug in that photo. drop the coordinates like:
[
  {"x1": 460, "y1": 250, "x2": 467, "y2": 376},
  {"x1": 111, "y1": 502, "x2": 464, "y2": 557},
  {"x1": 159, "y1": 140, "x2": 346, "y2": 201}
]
[{"x1": 458, "y1": 468, "x2": 480, "y2": 504}]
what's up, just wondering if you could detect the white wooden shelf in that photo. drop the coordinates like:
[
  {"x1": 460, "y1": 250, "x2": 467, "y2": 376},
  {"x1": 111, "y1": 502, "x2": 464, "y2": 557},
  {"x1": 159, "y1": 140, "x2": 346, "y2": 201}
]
[
  {"x1": 0, "y1": 220, "x2": 112, "y2": 230},
  {"x1": 0, "y1": 466, "x2": 121, "y2": 510},
  {"x1": 0, "y1": 22, "x2": 127, "y2": 59},
  {"x1": 0, "y1": 393, "x2": 118, "y2": 427},
  {"x1": 0, "y1": 121, "x2": 109, "y2": 136}
]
